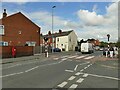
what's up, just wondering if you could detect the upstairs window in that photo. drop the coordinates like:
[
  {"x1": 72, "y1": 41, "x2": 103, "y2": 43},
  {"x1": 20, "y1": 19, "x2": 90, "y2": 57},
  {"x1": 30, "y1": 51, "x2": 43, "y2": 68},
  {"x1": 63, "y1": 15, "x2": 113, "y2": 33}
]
[
  {"x1": 57, "y1": 38, "x2": 59, "y2": 42},
  {"x1": 0, "y1": 25, "x2": 4, "y2": 35}
]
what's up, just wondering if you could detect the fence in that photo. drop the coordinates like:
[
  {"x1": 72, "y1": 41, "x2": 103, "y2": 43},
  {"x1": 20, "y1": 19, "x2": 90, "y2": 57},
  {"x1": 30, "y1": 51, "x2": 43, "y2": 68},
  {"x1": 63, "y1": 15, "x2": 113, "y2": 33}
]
[{"x1": 33, "y1": 45, "x2": 52, "y2": 54}]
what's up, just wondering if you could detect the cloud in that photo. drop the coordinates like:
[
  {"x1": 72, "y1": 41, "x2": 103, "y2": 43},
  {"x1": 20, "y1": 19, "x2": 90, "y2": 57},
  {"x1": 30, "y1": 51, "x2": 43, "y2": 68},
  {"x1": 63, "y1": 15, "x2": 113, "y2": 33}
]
[
  {"x1": 92, "y1": 4, "x2": 98, "y2": 12},
  {"x1": 77, "y1": 10, "x2": 105, "y2": 26},
  {"x1": 76, "y1": 2, "x2": 118, "y2": 42},
  {"x1": 26, "y1": 2, "x2": 118, "y2": 42},
  {"x1": 1, "y1": 2, "x2": 118, "y2": 42},
  {"x1": 23, "y1": 11, "x2": 83, "y2": 34}
]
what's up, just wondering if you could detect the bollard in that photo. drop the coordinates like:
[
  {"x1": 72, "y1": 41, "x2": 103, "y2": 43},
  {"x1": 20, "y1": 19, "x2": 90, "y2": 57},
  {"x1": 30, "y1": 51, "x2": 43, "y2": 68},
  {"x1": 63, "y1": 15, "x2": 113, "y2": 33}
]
[
  {"x1": 105, "y1": 51, "x2": 108, "y2": 57},
  {"x1": 45, "y1": 51, "x2": 48, "y2": 57},
  {"x1": 46, "y1": 52, "x2": 48, "y2": 57}
]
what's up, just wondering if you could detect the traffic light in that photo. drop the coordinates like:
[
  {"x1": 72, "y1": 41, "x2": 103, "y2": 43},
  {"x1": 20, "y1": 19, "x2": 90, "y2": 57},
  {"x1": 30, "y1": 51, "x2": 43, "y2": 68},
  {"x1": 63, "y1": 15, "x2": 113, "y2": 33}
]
[{"x1": 44, "y1": 37, "x2": 48, "y2": 42}]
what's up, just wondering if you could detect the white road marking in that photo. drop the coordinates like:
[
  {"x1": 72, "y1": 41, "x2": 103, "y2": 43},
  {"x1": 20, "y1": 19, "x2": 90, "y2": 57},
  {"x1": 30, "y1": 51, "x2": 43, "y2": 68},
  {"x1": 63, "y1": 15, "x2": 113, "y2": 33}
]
[
  {"x1": 84, "y1": 56, "x2": 95, "y2": 60},
  {"x1": 74, "y1": 62, "x2": 90, "y2": 71},
  {"x1": 61, "y1": 58, "x2": 67, "y2": 61},
  {"x1": 53, "y1": 58, "x2": 59, "y2": 60},
  {"x1": 65, "y1": 69, "x2": 74, "y2": 72},
  {"x1": 57, "y1": 81, "x2": 68, "y2": 88},
  {"x1": 83, "y1": 74, "x2": 88, "y2": 77},
  {"x1": 74, "y1": 65, "x2": 78, "y2": 71},
  {"x1": 16, "y1": 72, "x2": 24, "y2": 74},
  {"x1": 75, "y1": 55, "x2": 89, "y2": 59},
  {"x1": 69, "y1": 84, "x2": 78, "y2": 88},
  {"x1": 87, "y1": 73, "x2": 120, "y2": 81},
  {"x1": 75, "y1": 72, "x2": 83, "y2": 76},
  {"x1": 84, "y1": 67, "x2": 88, "y2": 70},
  {"x1": 76, "y1": 78, "x2": 84, "y2": 83},
  {"x1": 80, "y1": 69, "x2": 84, "y2": 72},
  {"x1": 25, "y1": 66, "x2": 39, "y2": 72},
  {"x1": 68, "y1": 55, "x2": 77, "y2": 58},
  {"x1": 79, "y1": 62, "x2": 90, "y2": 66},
  {"x1": 1, "y1": 73, "x2": 17, "y2": 78},
  {"x1": 68, "y1": 76, "x2": 76, "y2": 80}
]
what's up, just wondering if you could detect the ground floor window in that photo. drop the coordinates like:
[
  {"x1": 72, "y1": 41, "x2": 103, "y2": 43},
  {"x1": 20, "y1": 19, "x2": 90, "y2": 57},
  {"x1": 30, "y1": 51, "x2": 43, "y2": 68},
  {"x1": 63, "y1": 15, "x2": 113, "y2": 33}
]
[
  {"x1": 0, "y1": 41, "x2": 8, "y2": 46},
  {"x1": 26, "y1": 41, "x2": 36, "y2": 46}
]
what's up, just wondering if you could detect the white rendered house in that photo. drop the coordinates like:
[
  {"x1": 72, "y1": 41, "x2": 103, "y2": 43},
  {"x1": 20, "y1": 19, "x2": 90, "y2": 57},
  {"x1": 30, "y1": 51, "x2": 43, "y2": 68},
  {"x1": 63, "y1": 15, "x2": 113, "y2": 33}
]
[{"x1": 55, "y1": 30, "x2": 77, "y2": 51}]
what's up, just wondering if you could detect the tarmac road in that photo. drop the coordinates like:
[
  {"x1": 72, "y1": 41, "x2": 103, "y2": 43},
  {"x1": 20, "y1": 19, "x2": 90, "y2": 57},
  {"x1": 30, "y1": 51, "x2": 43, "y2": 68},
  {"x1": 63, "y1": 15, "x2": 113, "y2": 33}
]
[{"x1": 1, "y1": 51, "x2": 119, "y2": 89}]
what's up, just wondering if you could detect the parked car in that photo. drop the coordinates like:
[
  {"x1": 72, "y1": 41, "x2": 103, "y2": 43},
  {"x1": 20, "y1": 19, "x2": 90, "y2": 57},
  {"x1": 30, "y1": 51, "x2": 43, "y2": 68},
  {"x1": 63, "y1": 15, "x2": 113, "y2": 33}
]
[
  {"x1": 53, "y1": 48, "x2": 61, "y2": 52},
  {"x1": 99, "y1": 48, "x2": 103, "y2": 51}
]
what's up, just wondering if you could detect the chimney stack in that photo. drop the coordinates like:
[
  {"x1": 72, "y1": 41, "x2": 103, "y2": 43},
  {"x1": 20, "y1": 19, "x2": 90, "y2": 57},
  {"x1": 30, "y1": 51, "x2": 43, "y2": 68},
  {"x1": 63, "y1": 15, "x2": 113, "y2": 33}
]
[
  {"x1": 59, "y1": 29, "x2": 62, "y2": 34},
  {"x1": 3, "y1": 9, "x2": 7, "y2": 18}
]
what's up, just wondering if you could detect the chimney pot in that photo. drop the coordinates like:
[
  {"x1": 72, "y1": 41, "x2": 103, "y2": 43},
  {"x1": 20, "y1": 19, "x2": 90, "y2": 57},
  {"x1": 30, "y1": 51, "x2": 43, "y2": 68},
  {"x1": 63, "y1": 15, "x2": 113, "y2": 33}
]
[{"x1": 3, "y1": 9, "x2": 7, "y2": 18}]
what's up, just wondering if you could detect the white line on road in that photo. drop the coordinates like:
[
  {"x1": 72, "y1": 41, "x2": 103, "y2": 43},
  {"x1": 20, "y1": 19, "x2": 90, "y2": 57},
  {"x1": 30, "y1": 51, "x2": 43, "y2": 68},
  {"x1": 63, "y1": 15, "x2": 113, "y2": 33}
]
[
  {"x1": 75, "y1": 55, "x2": 89, "y2": 59},
  {"x1": 65, "y1": 69, "x2": 74, "y2": 72},
  {"x1": 80, "y1": 69, "x2": 84, "y2": 72},
  {"x1": 16, "y1": 72, "x2": 24, "y2": 74},
  {"x1": 57, "y1": 81, "x2": 68, "y2": 88},
  {"x1": 75, "y1": 72, "x2": 83, "y2": 76},
  {"x1": 25, "y1": 66, "x2": 39, "y2": 72},
  {"x1": 61, "y1": 58, "x2": 68, "y2": 61},
  {"x1": 74, "y1": 62, "x2": 90, "y2": 71},
  {"x1": 83, "y1": 74, "x2": 88, "y2": 77},
  {"x1": 0, "y1": 72, "x2": 24, "y2": 78},
  {"x1": 68, "y1": 55, "x2": 78, "y2": 58},
  {"x1": 87, "y1": 73, "x2": 120, "y2": 81},
  {"x1": 68, "y1": 76, "x2": 76, "y2": 80},
  {"x1": 76, "y1": 78, "x2": 84, "y2": 83},
  {"x1": 1, "y1": 73, "x2": 17, "y2": 78},
  {"x1": 74, "y1": 65, "x2": 78, "y2": 71},
  {"x1": 84, "y1": 56, "x2": 95, "y2": 60},
  {"x1": 69, "y1": 84, "x2": 78, "y2": 88},
  {"x1": 53, "y1": 58, "x2": 59, "y2": 60}
]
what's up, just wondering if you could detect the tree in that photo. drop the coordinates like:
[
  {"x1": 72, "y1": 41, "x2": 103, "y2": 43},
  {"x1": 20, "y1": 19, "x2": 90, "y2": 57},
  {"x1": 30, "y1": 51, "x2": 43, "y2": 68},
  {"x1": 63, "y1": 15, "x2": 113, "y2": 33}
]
[
  {"x1": 116, "y1": 41, "x2": 120, "y2": 48},
  {"x1": 48, "y1": 31, "x2": 51, "y2": 35},
  {"x1": 99, "y1": 41, "x2": 108, "y2": 47}
]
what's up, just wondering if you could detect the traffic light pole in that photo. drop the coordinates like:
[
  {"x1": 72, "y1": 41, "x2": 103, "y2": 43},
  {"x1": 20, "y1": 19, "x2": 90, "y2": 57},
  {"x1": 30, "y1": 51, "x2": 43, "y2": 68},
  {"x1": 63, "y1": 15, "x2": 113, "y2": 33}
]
[
  {"x1": 44, "y1": 37, "x2": 48, "y2": 57},
  {"x1": 45, "y1": 42, "x2": 48, "y2": 57}
]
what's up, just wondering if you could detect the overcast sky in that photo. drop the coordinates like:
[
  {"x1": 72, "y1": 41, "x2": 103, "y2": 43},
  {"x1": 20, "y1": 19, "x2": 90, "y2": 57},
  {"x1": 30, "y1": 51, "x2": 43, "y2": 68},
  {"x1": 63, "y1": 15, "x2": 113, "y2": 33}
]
[{"x1": 1, "y1": 0, "x2": 118, "y2": 42}]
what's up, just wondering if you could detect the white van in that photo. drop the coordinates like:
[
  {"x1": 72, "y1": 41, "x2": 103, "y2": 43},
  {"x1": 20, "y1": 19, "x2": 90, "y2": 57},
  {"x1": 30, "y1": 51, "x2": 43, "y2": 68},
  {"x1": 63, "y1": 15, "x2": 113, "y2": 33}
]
[{"x1": 81, "y1": 42, "x2": 94, "y2": 54}]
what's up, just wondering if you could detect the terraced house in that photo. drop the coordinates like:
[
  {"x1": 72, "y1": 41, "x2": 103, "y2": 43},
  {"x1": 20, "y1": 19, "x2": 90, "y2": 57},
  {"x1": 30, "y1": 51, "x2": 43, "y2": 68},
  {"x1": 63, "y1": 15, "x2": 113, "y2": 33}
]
[{"x1": 44, "y1": 30, "x2": 78, "y2": 51}]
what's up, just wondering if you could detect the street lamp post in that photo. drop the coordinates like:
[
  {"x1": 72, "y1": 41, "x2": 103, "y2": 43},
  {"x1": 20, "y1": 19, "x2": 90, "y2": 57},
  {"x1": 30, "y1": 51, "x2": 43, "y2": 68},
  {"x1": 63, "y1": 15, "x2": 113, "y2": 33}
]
[{"x1": 52, "y1": 6, "x2": 56, "y2": 53}]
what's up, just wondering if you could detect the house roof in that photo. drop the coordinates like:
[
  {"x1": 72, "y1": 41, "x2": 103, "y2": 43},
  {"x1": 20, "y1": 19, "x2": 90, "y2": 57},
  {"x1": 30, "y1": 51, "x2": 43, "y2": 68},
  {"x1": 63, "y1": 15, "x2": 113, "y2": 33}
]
[
  {"x1": 0, "y1": 12, "x2": 40, "y2": 28},
  {"x1": 44, "y1": 30, "x2": 73, "y2": 38}
]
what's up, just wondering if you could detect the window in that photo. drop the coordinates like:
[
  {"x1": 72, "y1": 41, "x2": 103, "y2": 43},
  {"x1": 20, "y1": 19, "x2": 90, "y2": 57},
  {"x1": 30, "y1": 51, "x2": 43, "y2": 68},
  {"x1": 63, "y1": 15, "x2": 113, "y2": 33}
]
[
  {"x1": 0, "y1": 41, "x2": 8, "y2": 46},
  {"x1": 57, "y1": 38, "x2": 59, "y2": 42},
  {"x1": 0, "y1": 25, "x2": 4, "y2": 35},
  {"x1": 26, "y1": 41, "x2": 36, "y2": 46},
  {"x1": 19, "y1": 31, "x2": 22, "y2": 34},
  {"x1": 69, "y1": 37, "x2": 71, "y2": 42}
]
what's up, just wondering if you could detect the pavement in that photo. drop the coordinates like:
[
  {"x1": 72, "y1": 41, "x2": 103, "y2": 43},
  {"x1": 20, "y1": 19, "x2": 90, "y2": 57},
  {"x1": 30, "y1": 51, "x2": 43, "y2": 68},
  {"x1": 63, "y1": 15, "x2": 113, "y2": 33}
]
[
  {"x1": 0, "y1": 53, "x2": 45, "y2": 64},
  {"x1": 1, "y1": 51, "x2": 119, "y2": 88}
]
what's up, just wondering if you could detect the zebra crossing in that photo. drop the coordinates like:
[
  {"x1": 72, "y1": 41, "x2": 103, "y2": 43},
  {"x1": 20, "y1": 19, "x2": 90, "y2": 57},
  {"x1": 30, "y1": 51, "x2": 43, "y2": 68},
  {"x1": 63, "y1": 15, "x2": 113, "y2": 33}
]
[{"x1": 53, "y1": 55, "x2": 95, "y2": 61}]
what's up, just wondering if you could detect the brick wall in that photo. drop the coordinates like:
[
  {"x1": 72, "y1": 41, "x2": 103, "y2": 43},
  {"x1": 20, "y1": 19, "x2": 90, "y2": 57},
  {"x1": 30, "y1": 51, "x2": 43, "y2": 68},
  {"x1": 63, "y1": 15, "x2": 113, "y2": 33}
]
[
  {"x1": 1, "y1": 12, "x2": 40, "y2": 46},
  {"x1": 0, "y1": 46, "x2": 33, "y2": 58}
]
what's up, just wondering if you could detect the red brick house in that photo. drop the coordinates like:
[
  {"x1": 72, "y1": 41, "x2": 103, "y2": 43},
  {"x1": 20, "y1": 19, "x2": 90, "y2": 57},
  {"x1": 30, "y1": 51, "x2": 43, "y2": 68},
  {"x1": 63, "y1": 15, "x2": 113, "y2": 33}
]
[{"x1": 0, "y1": 9, "x2": 41, "y2": 46}]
